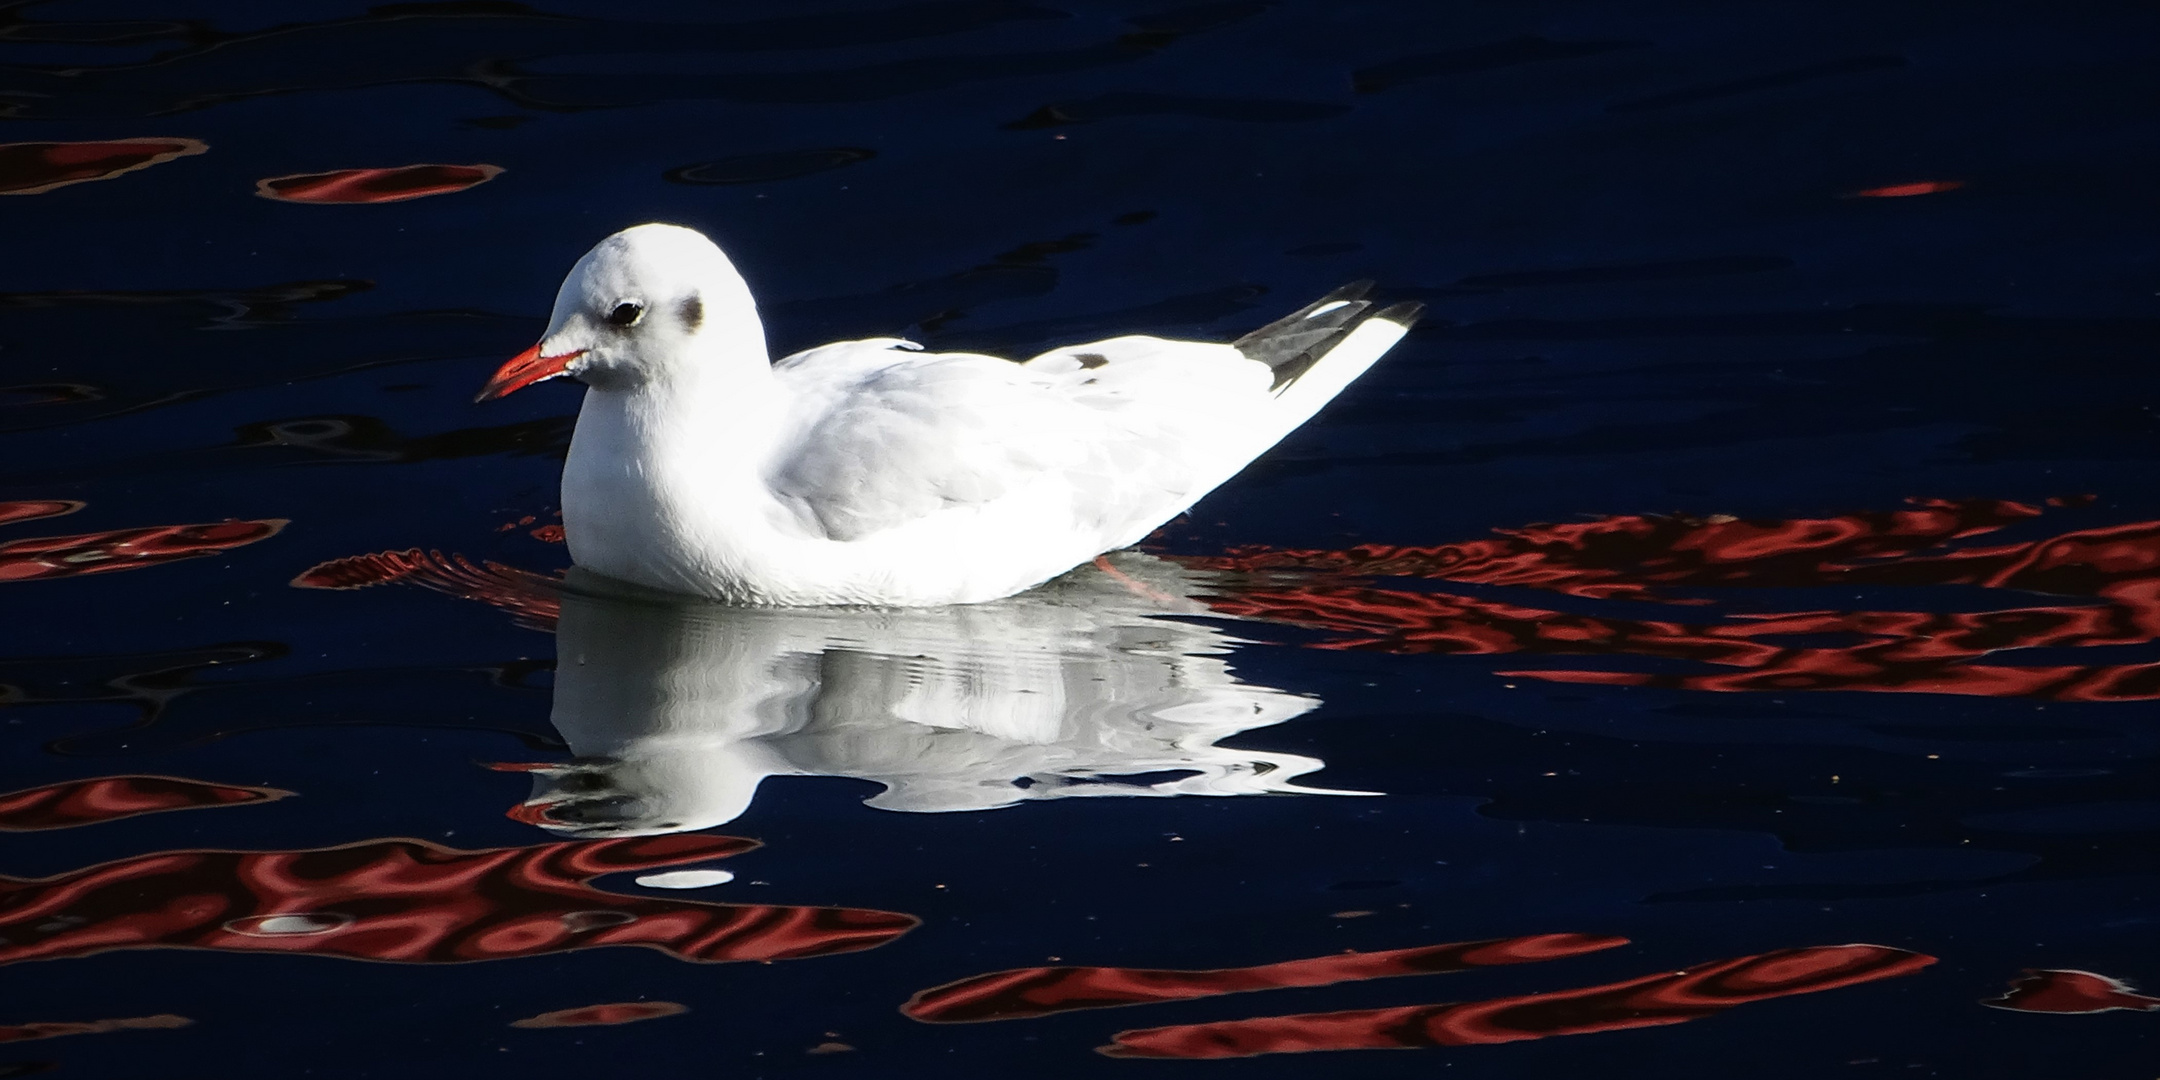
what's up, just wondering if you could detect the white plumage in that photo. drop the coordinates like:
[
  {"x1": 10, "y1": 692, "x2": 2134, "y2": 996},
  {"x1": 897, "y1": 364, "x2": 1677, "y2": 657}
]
[{"x1": 479, "y1": 223, "x2": 1419, "y2": 606}]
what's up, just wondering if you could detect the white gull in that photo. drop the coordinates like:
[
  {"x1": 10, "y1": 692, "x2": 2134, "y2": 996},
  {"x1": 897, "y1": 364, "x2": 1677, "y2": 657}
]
[{"x1": 478, "y1": 223, "x2": 1419, "y2": 606}]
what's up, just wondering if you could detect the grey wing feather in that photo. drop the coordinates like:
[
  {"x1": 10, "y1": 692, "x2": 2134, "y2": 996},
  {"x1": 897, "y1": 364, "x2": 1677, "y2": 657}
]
[
  {"x1": 1233, "y1": 282, "x2": 1427, "y2": 391},
  {"x1": 1232, "y1": 280, "x2": 1374, "y2": 390}
]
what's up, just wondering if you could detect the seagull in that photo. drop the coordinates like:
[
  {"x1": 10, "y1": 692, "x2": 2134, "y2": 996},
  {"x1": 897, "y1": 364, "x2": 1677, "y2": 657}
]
[{"x1": 477, "y1": 223, "x2": 1420, "y2": 606}]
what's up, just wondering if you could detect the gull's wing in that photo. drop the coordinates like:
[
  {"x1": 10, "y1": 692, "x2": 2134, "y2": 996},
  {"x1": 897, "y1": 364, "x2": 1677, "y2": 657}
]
[
  {"x1": 766, "y1": 289, "x2": 1420, "y2": 547},
  {"x1": 768, "y1": 336, "x2": 1255, "y2": 544}
]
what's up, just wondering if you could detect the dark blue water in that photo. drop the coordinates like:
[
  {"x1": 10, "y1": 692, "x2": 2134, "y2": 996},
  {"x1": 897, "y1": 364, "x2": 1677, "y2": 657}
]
[{"x1": 2, "y1": 1, "x2": 2156, "y2": 1075}]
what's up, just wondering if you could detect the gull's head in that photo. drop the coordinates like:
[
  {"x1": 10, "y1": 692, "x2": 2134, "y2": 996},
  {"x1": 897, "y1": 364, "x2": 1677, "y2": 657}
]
[{"x1": 476, "y1": 223, "x2": 757, "y2": 401}]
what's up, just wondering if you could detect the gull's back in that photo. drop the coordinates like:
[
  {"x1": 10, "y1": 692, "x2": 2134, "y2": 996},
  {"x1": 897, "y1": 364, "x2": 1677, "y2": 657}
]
[{"x1": 763, "y1": 285, "x2": 1422, "y2": 585}]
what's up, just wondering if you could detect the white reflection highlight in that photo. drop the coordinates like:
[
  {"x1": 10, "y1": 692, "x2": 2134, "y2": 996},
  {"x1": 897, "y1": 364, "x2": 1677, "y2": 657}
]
[{"x1": 522, "y1": 553, "x2": 1363, "y2": 836}]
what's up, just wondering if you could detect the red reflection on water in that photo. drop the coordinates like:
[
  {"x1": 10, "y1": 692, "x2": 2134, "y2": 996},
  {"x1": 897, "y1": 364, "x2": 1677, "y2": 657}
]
[
  {"x1": 0, "y1": 1014, "x2": 190, "y2": 1044},
  {"x1": 510, "y1": 1001, "x2": 688, "y2": 1028},
  {"x1": 296, "y1": 498, "x2": 2160, "y2": 700},
  {"x1": 0, "y1": 833, "x2": 914, "y2": 967},
  {"x1": 0, "y1": 517, "x2": 284, "y2": 583},
  {"x1": 1198, "y1": 498, "x2": 2054, "y2": 600},
  {"x1": 1982, "y1": 969, "x2": 2160, "y2": 1014},
  {"x1": 1199, "y1": 499, "x2": 2160, "y2": 701},
  {"x1": 906, "y1": 933, "x2": 1628, "y2": 1023},
  {"x1": 256, "y1": 164, "x2": 502, "y2": 204},
  {"x1": 1100, "y1": 944, "x2": 1935, "y2": 1059},
  {"x1": 0, "y1": 139, "x2": 207, "y2": 195},
  {"x1": 293, "y1": 549, "x2": 561, "y2": 630},
  {"x1": 0, "y1": 775, "x2": 289, "y2": 832},
  {"x1": 0, "y1": 501, "x2": 79, "y2": 528},
  {"x1": 1851, "y1": 181, "x2": 1964, "y2": 198}
]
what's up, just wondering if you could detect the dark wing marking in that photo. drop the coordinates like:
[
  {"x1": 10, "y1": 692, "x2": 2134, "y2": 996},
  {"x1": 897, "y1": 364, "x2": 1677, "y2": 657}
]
[
  {"x1": 1234, "y1": 281, "x2": 1372, "y2": 390},
  {"x1": 1234, "y1": 282, "x2": 1423, "y2": 391},
  {"x1": 1372, "y1": 300, "x2": 1425, "y2": 329}
]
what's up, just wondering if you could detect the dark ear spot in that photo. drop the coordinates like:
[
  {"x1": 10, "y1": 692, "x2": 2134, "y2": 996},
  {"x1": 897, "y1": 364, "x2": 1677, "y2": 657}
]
[{"x1": 678, "y1": 295, "x2": 703, "y2": 331}]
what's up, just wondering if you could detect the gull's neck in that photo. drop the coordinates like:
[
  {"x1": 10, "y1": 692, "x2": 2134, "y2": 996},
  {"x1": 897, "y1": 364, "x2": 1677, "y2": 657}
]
[{"x1": 562, "y1": 330, "x2": 798, "y2": 598}]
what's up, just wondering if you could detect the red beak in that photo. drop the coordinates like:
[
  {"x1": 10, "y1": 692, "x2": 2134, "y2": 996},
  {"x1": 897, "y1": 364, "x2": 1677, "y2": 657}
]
[{"x1": 475, "y1": 344, "x2": 585, "y2": 402}]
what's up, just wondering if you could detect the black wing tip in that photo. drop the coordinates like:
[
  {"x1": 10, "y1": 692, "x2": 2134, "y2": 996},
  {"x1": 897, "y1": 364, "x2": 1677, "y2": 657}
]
[
  {"x1": 1238, "y1": 283, "x2": 1412, "y2": 391},
  {"x1": 1321, "y1": 279, "x2": 1376, "y2": 304},
  {"x1": 1373, "y1": 300, "x2": 1425, "y2": 329},
  {"x1": 1264, "y1": 297, "x2": 1419, "y2": 392}
]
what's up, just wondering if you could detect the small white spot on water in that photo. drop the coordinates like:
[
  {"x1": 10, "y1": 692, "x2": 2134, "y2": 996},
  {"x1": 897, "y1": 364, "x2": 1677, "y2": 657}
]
[
  {"x1": 634, "y1": 869, "x2": 735, "y2": 889},
  {"x1": 225, "y1": 912, "x2": 353, "y2": 936},
  {"x1": 560, "y1": 910, "x2": 638, "y2": 932}
]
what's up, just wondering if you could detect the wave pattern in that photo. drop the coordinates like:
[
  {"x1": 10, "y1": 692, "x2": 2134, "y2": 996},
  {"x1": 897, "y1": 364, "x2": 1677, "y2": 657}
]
[
  {"x1": 509, "y1": 1002, "x2": 688, "y2": 1028},
  {"x1": 1, "y1": 514, "x2": 284, "y2": 583},
  {"x1": 1982, "y1": 969, "x2": 2160, "y2": 1014},
  {"x1": 1199, "y1": 497, "x2": 2057, "y2": 598},
  {"x1": 0, "y1": 139, "x2": 206, "y2": 195},
  {"x1": 255, "y1": 164, "x2": 502, "y2": 204},
  {"x1": 0, "y1": 833, "x2": 914, "y2": 967},
  {"x1": 905, "y1": 933, "x2": 1628, "y2": 1023},
  {"x1": 292, "y1": 548, "x2": 562, "y2": 630},
  {"x1": 294, "y1": 498, "x2": 2160, "y2": 700},
  {"x1": 1198, "y1": 498, "x2": 2160, "y2": 700},
  {"x1": 0, "y1": 775, "x2": 288, "y2": 831},
  {"x1": 1100, "y1": 944, "x2": 1935, "y2": 1058},
  {"x1": 0, "y1": 1014, "x2": 190, "y2": 1044},
  {"x1": 0, "y1": 501, "x2": 80, "y2": 527}
]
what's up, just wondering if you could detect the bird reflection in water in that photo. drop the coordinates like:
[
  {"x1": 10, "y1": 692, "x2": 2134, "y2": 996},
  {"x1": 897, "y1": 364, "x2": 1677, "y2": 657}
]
[
  {"x1": 302, "y1": 549, "x2": 1349, "y2": 834},
  {"x1": 302, "y1": 494, "x2": 2160, "y2": 833},
  {"x1": 522, "y1": 555, "x2": 1352, "y2": 836}
]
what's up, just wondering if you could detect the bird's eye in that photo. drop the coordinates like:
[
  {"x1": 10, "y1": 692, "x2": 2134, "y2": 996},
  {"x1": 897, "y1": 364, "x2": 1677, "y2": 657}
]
[{"x1": 607, "y1": 300, "x2": 645, "y2": 328}]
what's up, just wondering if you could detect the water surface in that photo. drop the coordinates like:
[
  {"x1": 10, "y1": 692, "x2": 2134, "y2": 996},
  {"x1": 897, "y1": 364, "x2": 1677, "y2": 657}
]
[{"x1": 1, "y1": 1, "x2": 2155, "y2": 1075}]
